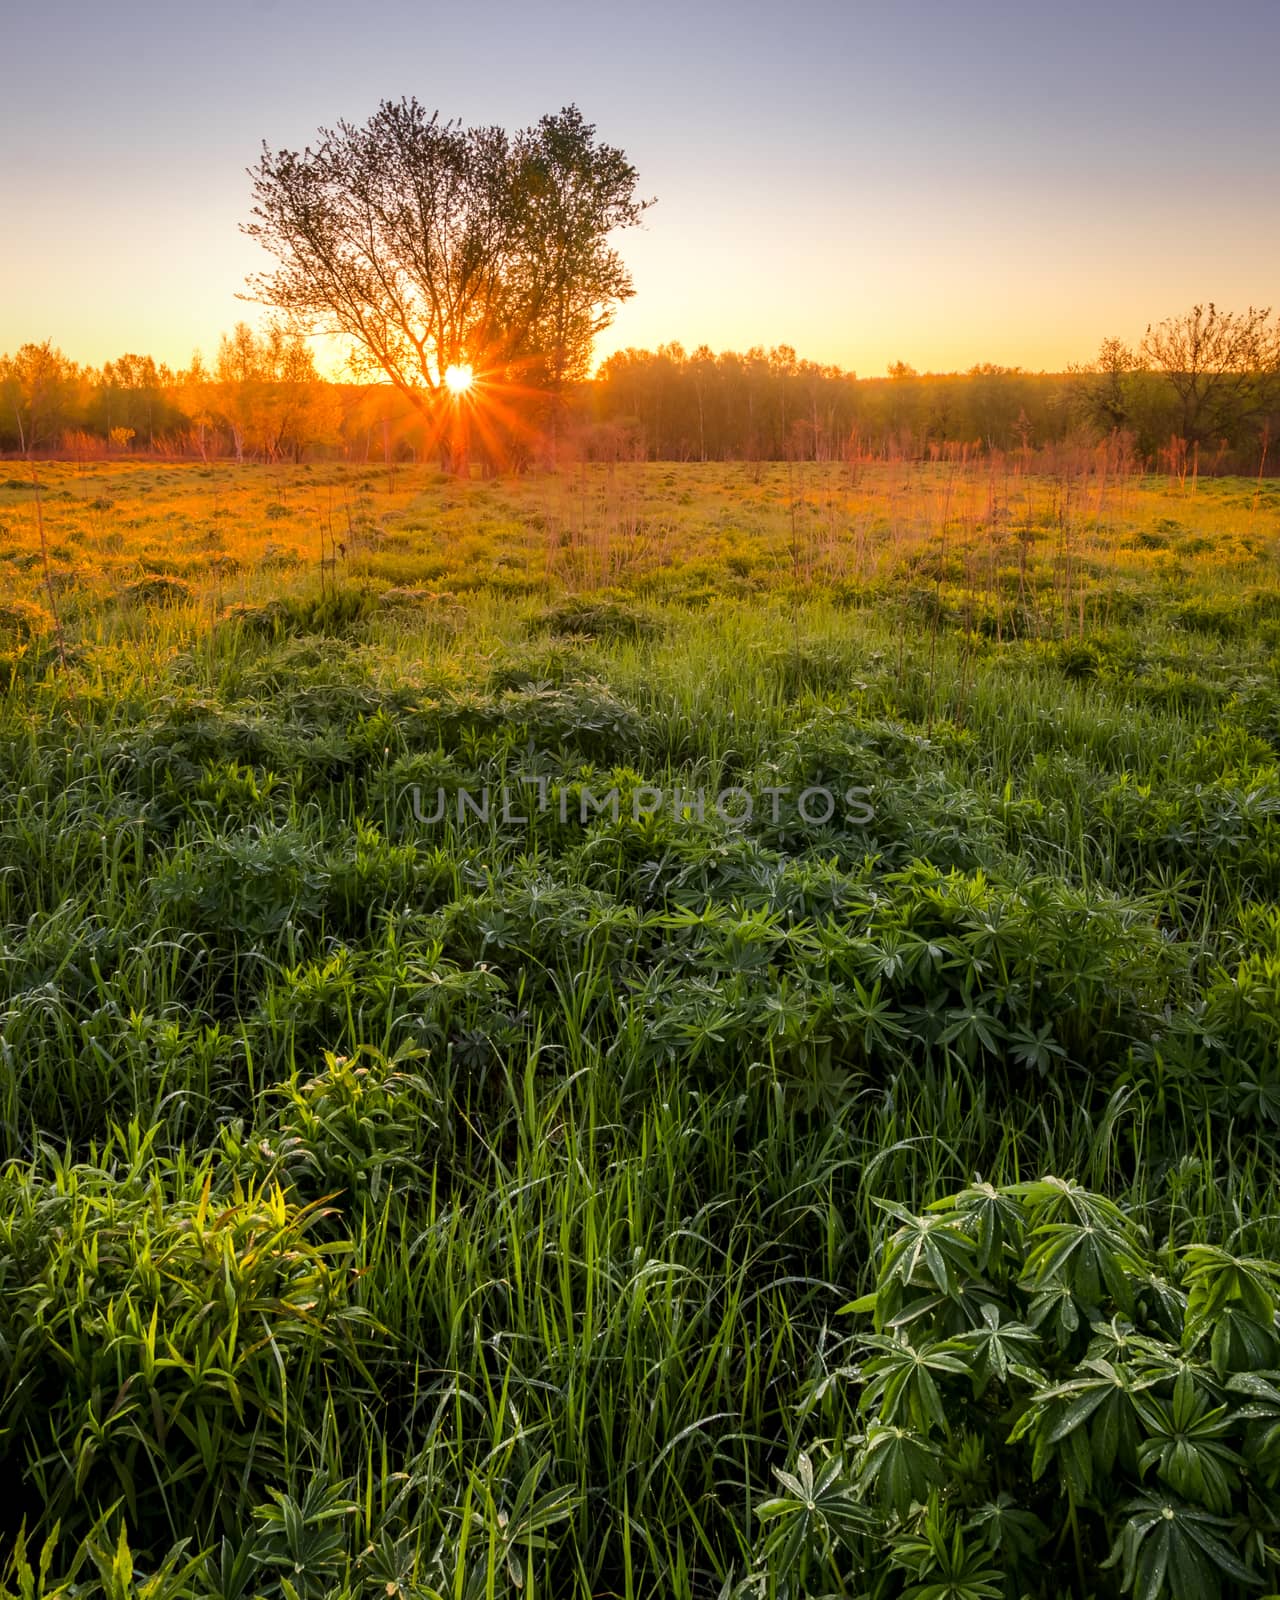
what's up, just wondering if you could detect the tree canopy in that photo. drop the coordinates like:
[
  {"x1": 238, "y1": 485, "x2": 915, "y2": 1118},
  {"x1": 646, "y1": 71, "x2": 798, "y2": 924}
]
[{"x1": 244, "y1": 100, "x2": 651, "y2": 434}]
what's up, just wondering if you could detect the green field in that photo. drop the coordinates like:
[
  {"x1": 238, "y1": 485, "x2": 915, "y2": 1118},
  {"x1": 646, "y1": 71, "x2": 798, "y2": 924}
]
[{"x1": 4, "y1": 459, "x2": 1280, "y2": 1598}]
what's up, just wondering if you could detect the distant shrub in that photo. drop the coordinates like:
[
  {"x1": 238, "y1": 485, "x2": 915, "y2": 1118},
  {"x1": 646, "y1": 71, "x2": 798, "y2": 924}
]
[
  {"x1": 1174, "y1": 599, "x2": 1246, "y2": 640},
  {"x1": 376, "y1": 586, "x2": 461, "y2": 622},
  {"x1": 485, "y1": 641, "x2": 595, "y2": 690},
  {"x1": 376, "y1": 585, "x2": 437, "y2": 607},
  {"x1": 756, "y1": 640, "x2": 867, "y2": 698},
  {"x1": 0, "y1": 598, "x2": 54, "y2": 642},
  {"x1": 121, "y1": 573, "x2": 193, "y2": 607},
  {"x1": 1058, "y1": 639, "x2": 1102, "y2": 680},
  {"x1": 533, "y1": 595, "x2": 663, "y2": 641},
  {"x1": 900, "y1": 585, "x2": 952, "y2": 628},
  {"x1": 826, "y1": 579, "x2": 876, "y2": 610},
  {"x1": 260, "y1": 541, "x2": 308, "y2": 571},
  {"x1": 1131, "y1": 667, "x2": 1225, "y2": 713},
  {"x1": 1105, "y1": 590, "x2": 1151, "y2": 625},
  {"x1": 217, "y1": 599, "x2": 278, "y2": 636},
  {"x1": 217, "y1": 587, "x2": 379, "y2": 640}
]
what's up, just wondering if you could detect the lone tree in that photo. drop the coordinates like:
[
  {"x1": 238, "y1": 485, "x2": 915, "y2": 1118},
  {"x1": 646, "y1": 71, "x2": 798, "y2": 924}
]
[
  {"x1": 1140, "y1": 303, "x2": 1280, "y2": 448},
  {"x1": 244, "y1": 100, "x2": 650, "y2": 466}
]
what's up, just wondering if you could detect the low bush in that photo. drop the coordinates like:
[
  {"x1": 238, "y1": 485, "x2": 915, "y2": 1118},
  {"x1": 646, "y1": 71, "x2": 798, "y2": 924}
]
[
  {"x1": 747, "y1": 1176, "x2": 1280, "y2": 1599},
  {"x1": 0, "y1": 1130, "x2": 368, "y2": 1545}
]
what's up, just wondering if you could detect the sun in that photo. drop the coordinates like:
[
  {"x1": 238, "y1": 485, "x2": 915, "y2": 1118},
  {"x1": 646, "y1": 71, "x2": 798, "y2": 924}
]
[{"x1": 443, "y1": 362, "x2": 474, "y2": 395}]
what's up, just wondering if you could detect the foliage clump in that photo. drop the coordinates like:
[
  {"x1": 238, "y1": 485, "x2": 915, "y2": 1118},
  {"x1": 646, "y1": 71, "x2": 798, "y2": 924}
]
[
  {"x1": 533, "y1": 595, "x2": 663, "y2": 641},
  {"x1": 746, "y1": 1176, "x2": 1280, "y2": 1600},
  {"x1": 216, "y1": 589, "x2": 378, "y2": 640},
  {"x1": 0, "y1": 1129, "x2": 367, "y2": 1541},
  {"x1": 0, "y1": 598, "x2": 55, "y2": 642},
  {"x1": 121, "y1": 574, "x2": 194, "y2": 607}
]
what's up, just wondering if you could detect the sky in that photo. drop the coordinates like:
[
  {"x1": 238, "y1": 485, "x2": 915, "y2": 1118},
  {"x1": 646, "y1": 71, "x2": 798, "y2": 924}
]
[{"x1": 2, "y1": 0, "x2": 1278, "y2": 378}]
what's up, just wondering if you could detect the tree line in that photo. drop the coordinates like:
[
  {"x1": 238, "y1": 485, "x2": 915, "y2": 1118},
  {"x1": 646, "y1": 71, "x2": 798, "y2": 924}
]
[
  {"x1": 4, "y1": 305, "x2": 1278, "y2": 473},
  {"x1": 588, "y1": 307, "x2": 1280, "y2": 471}
]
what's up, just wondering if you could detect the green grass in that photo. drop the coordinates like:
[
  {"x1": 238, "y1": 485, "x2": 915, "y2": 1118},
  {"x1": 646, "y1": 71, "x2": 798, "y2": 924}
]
[{"x1": 3, "y1": 462, "x2": 1280, "y2": 1598}]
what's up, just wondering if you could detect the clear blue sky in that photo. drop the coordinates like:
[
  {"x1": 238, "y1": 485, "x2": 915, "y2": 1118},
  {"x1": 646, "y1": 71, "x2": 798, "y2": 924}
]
[{"x1": 2, "y1": 0, "x2": 1277, "y2": 375}]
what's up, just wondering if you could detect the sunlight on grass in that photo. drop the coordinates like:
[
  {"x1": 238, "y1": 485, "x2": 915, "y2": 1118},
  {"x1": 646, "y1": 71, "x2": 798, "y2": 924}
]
[{"x1": 3, "y1": 459, "x2": 1280, "y2": 1597}]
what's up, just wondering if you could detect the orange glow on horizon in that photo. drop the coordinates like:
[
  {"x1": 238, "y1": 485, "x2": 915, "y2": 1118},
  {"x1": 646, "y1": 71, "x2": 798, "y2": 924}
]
[{"x1": 411, "y1": 352, "x2": 557, "y2": 469}]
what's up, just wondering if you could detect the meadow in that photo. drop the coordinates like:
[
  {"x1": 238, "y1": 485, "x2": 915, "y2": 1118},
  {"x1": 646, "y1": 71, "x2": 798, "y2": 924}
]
[{"x1": 3, "y1": 454, "x2": 1280, "y2": 1599}]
